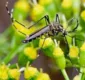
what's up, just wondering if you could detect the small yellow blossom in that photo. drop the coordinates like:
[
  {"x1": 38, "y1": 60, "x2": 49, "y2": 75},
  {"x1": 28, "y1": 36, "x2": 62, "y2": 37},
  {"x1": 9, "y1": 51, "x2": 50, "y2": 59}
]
[
  {"x1": 0, "y1": 64, "x2": 7, "y2": 70},
  {"x1": 69, "y1": 46, "x2": 79, "y2": 58},
  {"x1": 14, "y1": 0, "x2": 30, "y2": 12},
  {"x1": 53, "y1": 47, "x2": 64, "y2": 57},
  {"x1": 80, "y1": 42, "x2": 85, "y2": 51},
  {"x1": 39, "y1": 0, "x2": 52, "y2": 6},
  {"x1": 31, "y1": 4, "x2": 45, "y2": 20},
  {"x1": 8, "y1": 69, "x2": 20, "y2": 80},
  {"x1": 36, "y1": 73, "x2": 51, "y2": 80},
  {"x1": 39, "y1": 38, "x2": 54, "y2": 48},
  {"x1": 62, "y1": 0, "x2": 72, "y2": 8},
  {"x1": 24, "y1": 47, "x2": 37, "y2": 60},
  {"x1": 0, "y1": 64, "x2": 8, "y2": 80},
  {"x1": 81, "y1": 10, "x2": 85, "y2": 21},
  {"x1": 24, "y1": 66, "x2": 39, "y2": 79}
]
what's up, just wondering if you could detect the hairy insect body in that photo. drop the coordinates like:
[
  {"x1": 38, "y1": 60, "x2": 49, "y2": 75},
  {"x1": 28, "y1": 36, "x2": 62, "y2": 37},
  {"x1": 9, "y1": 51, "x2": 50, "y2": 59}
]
[
  {"x1": 23, "y1": 22, "x2": 67, "y2": 43},
  {"x1": 5, "y1": 1, "x2": 78, "y2": 44},
  {"x1": 50, "y1": 22, "x2": 67, "y2": 36}
]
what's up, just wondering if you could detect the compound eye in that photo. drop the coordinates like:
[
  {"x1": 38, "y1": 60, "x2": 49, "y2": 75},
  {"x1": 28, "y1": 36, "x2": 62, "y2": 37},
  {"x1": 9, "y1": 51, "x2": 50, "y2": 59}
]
[{"x1": 22, "y1": 40, "x2": 28, "y2": 43}]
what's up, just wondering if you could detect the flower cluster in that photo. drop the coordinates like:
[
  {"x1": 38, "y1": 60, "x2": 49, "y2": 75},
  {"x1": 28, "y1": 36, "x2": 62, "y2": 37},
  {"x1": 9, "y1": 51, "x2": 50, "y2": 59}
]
[
  {"x1": 0, "y1": 64, "x2": 20, "y2": 80},
  {"x1": 0, "y1": 63, "x2": 51, "y2": 80}
]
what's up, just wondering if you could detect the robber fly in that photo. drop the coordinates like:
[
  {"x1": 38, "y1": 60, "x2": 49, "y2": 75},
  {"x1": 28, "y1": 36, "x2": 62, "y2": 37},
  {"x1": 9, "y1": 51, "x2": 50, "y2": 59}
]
[{"x1": 5, "y1": 1, "x2": 79, "y2": 45}]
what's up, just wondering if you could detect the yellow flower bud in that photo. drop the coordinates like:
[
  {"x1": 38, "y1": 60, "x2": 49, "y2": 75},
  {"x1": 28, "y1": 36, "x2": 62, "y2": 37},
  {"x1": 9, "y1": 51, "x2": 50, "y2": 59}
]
[
  {"x1": 62, "y1": 0, "x2": 72, "y2": 8},
  {"x1": 39, "y1": 38, "x2": 54, "y2": 48},
  {"x1": 81, "y1": 10, "x2": 85, "y2": 21},
  {"x1": 53, "y1": 47, "x2": 64, "y2": 57},
  {"x1": 80, "y1": 42, "x2": 85, "y2": 51},
  {"x1": 24, "y1": 66, "x2": 39, "y2": 79},
  {"x1": 36, "y1": 73, "x2": 51, "y2": 80},
  {"x1": 14, "y1": 0, "x2": 30, "y2": 12},
  {"x1": 0, "y1": 64, "x2": 8, "y2": 80},
  {"x1": 8, "y1": 69, "x2": 20, "y2": 80},
  {"x1": 69, "y1": 46, "x2": 79, "y2": 58},
  {"x1": 24, "y1": 47, "x2": 37, "y2": 60},
  {"x1": 39, "y1": 0, "x2": 52, "y2": 6},
  {"x1": 0, "y1": 71, "x2": 8, "y2": 80},
  {"x1": 31, "y1": 4, "x2": 45, "y2": 20},
  {"x1": 0, "y1": 64, "x2": 7, "y2": 70},
  {"x1": 53, "y1": 46, "x2": 66, "y2": 69}
]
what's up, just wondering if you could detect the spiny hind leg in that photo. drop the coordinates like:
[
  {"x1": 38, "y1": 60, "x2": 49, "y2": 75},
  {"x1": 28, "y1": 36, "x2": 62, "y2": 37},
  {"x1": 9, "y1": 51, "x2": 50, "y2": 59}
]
[
  {"x1": 27, "y1": 15, "x2": 50, "y2": 29},
  {"x1": 6, "y1": 1, "x2": 50, "y2": 36}
]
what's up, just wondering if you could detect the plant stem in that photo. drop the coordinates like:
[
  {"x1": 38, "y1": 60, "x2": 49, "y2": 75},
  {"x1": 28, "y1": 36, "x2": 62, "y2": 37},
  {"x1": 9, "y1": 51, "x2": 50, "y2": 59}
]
[
  {"x1": 79, "y1": 67, "x2": 83, "y2": 80},
  {"x1": 61, "y1": 69, "x2": 70, "y2": 80},
  {"x1": 79, "y1": 73, "x2": 82, "y2": 80},
  {"x1": 3, "y1": 44, "x2": 26, "y2": 64}
]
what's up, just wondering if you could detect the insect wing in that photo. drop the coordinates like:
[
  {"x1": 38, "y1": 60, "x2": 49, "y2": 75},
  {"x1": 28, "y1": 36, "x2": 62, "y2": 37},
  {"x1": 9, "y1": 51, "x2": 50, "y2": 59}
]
[{"x1": 66, "y1": 18, "x2": 78, "y2": 32}]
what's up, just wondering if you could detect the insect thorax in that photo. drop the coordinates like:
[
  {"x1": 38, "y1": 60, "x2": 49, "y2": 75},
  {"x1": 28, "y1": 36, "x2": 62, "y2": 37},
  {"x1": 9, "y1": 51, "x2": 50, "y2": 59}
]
[{"x1": 49, "y1": 22, "x2": 67, "y2": 36}]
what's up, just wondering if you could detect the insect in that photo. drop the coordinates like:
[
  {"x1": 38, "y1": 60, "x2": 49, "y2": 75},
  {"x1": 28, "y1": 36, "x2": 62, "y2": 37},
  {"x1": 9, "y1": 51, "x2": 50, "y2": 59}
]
[{"x1": 5, "y1": 1, "x2": 80, "y2": 47}]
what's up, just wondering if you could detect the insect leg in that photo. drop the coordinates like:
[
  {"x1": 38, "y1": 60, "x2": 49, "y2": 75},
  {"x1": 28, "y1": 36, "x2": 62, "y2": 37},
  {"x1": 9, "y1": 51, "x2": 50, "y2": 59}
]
[
  {"x1": 6, "y1": 1, "x2": 28, "y2": 36},
  {"x1": 5, "y1": 1, "x2": 26, "y2": 28},
  {"x1": 40, "y1": 38, "x2": 46, "y2": 49},
  {"x1": 28, "y1": 15, "x2": 50, "y2": 29},
  {"x1": 6, "y1": 1, "x2": 50, "y2": 35},
  {"x1": 40, "y1": 32, "x2": 52, "y2": 49},
  {"x1": 13, "y1": 25, "x2": 26, "y2": 36},
  {"x1": 56, "y1": 14, "x2": 60, "y2": 23},
  {"x1": 64, "y1": 36, "x2": 69, "y2": 53}
]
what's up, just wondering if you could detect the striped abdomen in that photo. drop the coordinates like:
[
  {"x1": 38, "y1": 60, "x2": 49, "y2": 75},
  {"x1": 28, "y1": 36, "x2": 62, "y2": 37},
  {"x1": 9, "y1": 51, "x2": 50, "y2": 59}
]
[{"x1": 22, "y1": 26, "x2": 50, "y2": 43}]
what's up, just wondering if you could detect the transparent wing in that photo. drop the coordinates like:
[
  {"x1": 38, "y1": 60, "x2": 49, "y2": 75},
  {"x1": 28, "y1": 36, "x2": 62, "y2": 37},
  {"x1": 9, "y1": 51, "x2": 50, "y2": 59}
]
[{"x1": 66, "y1": 18, "x2": 79, "y2": 33}]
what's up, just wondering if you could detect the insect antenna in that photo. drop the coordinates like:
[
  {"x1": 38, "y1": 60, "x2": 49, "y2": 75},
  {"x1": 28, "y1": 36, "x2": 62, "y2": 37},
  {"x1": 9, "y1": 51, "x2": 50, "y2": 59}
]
[
  {"x1": 5, "y1": 0, "x2": 28, "y2": 36},
  {"x1": 6, "y1": 1, "x2": 13, "y2": 22},
  {"x1": 5, "y1": 1, "x2": 27, "y2": 27}
]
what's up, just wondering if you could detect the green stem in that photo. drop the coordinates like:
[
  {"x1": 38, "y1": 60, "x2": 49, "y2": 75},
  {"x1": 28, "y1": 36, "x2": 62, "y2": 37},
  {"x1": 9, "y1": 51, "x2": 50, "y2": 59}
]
[
  {"x1": 61, "y1": 69, "x2": 70, "y2": 80},
  {"x1": 79, "y1": 73, "x2": 82, "y2": 80},
  {"x1": 3, "y1": 44, "x2": 26, "y2": 64},
  {"x1": 79, "y1": 68, "x2": 83, "y2": 80}
]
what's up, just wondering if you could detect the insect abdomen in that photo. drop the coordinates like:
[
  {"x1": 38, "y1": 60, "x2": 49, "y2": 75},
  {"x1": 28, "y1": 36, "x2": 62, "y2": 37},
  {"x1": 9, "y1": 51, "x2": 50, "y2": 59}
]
[{"x1": 23, "y1": 26, "x2": 50, "y2": 43}]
